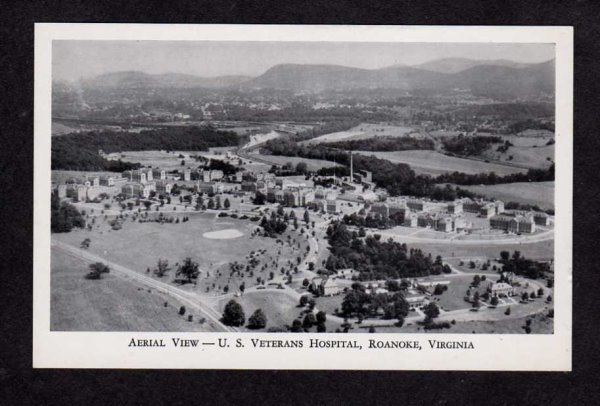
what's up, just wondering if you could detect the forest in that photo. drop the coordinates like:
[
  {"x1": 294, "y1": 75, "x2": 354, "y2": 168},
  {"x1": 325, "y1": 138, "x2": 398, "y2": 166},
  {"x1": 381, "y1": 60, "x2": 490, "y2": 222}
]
[
  {"x1": 442, "y1": 135, "x2": 503, "y2": 156},
  {"x1": 52, "y1": 126, "x2": 243, "y2": 171}
]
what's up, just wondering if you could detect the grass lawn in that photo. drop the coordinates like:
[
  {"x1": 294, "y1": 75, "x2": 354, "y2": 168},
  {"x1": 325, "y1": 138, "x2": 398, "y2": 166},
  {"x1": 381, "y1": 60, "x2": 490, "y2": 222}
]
[
  {"x1": 51, "y1": 248, "x2": 215, "y2": 331},
  {"x1": 53, "y1": 211, "x2": 310, "y2": 296},
  {"x1": 447, "y1": 181, "x2": 554, "y2": 210},
  {"x1": 369, "y1": 311, "x2": 554, "y2": 334},
  {"x1": 356, "y1": 150, "x2": 526, "y2": 176}
]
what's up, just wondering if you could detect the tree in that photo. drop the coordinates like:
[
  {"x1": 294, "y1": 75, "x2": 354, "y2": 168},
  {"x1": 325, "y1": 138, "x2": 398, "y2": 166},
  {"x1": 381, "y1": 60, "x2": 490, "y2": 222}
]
[
  {"x1": 302, "y1": 278, "x2": 310, "y2": 287},
  {"x1": 317, "y1": 323, "x2": 327, "y2": 333},
  {"x1": 80, "y1": 238, "x2": 91, "y2": 249},
  {"x1": 299, "y1": 295, "x2": 309, "y2": 307},
  {"x1": 154, "y1": 258, "x2": 171, "y2": 277},
  {"x1": 472, "y1": 292, "x2": 480, "y2": 308},
  {"x1": 316, "y1": 311, "x2": 327, "y2": 324},
  {"x1": 247, "y1": 309, "x2": 267, "y2": 329},
  {"x1": 358, "y1": 227, "x2": 366, "y2": 238},
  {"x1": 303, "y1": 209, "x2": 310, "y2": 224},
  {"x1": 224, "y1": 198, "x2": 231, "y2": 209},
  {"x1": 176, "y1": 257, "x2": 200, "y2": 283},
  {"x1": 253, "y1": 191, "x2": 266, "y2": 205},
  {"x1": 290, "y1": 319, "x2": 303, "y2": 332},
  {"x1": 423, "y1": 302, "x2": 440, "y2": 321},
  {"x1": 86, "y1": 262, "x2": 110, "y2": 280},
  {"x1": 296, "y1": 162, "x2": 308, "y2": 174},
  {"x1": 303, "y1": 313, "x2": 316, "y2": 329},
  {"x1": 51, "y1": 194, "x2": 85, "y2": 233},
  {"x1": 490, "y1": 296, "x2": 499, "y2": 306},
  {"x1": 505, "y1": 307, "x2": 511, "y2": 315},
  {"x1": 222, "y1": 300, "x2": 245, "y2": 326}
]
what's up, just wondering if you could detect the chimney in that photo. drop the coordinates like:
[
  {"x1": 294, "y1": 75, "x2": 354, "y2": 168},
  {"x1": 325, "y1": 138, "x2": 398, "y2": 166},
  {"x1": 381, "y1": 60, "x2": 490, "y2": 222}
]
[{"x1": 350, "y1": 151, "x2": 353, "y2": 183}]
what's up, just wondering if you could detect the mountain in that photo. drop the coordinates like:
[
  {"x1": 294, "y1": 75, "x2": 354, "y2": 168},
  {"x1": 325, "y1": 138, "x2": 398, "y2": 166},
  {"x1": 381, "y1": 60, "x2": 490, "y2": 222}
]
[
  {"x1": 79, "y1": 71, "x2": 251, "y2": 89},
  {"x1": 246, "y1": 64, "x2": 451, "y2": 92},
  {"x1": 246, "y1": 60, "x2": 554, "y2": 98},
  {"x1": 412, "y1": 58, "x2": 533, "y2": 74},
  {"x1": 452, "y1": 60, "x2": 555, "y2": 97}
]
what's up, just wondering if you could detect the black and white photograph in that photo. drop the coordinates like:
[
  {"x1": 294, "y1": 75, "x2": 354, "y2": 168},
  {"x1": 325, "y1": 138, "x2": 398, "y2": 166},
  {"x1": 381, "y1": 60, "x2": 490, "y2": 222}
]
[{"x1": 34, "y1": 24, "x2": 572, "y2": 370}]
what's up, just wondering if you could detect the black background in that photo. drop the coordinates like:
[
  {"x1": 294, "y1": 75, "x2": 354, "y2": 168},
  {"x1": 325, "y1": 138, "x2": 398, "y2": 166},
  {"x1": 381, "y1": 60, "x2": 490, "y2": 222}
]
[{"x1": 1, "y1": 1, "x2": 600, "y2": 404}]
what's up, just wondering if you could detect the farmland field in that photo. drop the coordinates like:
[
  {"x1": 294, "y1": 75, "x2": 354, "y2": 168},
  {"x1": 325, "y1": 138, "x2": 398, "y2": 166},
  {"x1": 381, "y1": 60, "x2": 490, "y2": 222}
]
[
  {"x1": 482, "y1": 140, "x2": 554, "y2": 170},
  {"x1": 51, "y1": 248, "x2": 215, "y2": 331},
  {"x1": 447, "y1": 181, "x2": 555, "y2": 210},
  {"x1": 356, "y1": 150, "x2": 526, "y2": 176},
  {"x1": 301, "y1": 123, "x2": 419, "y2": 145}
]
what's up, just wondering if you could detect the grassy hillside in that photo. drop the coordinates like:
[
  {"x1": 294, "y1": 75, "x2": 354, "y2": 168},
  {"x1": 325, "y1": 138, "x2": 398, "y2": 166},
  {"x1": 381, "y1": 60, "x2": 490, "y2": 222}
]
[{"x1": 51, "y1": 249, "x2": 215, "y2": 331}]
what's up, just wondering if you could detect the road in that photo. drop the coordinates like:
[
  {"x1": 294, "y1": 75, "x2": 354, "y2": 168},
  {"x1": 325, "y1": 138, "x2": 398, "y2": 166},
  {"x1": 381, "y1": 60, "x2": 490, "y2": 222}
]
[
  {"x1": 52, "y1": 240, "x2": 236, "y2": 333},
  {"x1": 372, "y1": 227, "x2": 554, "y2": 245}
]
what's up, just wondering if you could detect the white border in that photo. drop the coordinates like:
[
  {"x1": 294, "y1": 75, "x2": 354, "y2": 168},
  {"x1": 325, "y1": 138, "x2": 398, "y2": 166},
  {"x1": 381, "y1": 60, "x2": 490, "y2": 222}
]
[{"x1": 34, "y1": 24, "x2": 573, "y2": 370}]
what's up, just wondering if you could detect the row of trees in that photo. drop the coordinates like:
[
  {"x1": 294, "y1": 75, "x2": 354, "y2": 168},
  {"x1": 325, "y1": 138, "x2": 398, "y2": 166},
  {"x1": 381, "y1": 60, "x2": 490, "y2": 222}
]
[
  {"x1": 435, "y1": 164, "x2": 555, "y2": 186},
  {"x1": 321, "y1": 136, "x2": 434, "y2": 152}
]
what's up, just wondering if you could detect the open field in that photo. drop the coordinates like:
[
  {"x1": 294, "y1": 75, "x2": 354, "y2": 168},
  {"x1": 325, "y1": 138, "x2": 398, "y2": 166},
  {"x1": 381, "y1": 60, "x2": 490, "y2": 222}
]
[
  {"x1": 106, "y1": 150, "x2": 195, "y2": 170},
  {"x1": 53, "y1": 211, "x2": 310, "y2": 296},
  {"x1": 53, "y1": 212, "x2": 276, "y2": 281},
  {"x1": 447, "y1": 181, "x2": 554, "y2": 210},
  {"x1": 482, "y1": 141, "x2": 554, "y2": 170},
  {"x1": 51, "y1": 248, "x2": 214, "y2": 331},
  {"x1": 356, "y1": 150, "x2": 526, "y2": 176},
  {"x1": 256, "y1": 154, "x2": 343, "y2": 171},
  {"x1": 301, "y1": 123, "x2": 419, "y2": 145}
]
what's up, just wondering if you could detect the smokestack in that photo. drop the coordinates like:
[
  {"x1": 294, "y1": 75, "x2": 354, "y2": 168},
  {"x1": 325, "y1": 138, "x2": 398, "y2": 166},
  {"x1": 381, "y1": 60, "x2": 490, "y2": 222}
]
[{"x1": 350, "y1": 151, "x2": 353, "y2": 183}]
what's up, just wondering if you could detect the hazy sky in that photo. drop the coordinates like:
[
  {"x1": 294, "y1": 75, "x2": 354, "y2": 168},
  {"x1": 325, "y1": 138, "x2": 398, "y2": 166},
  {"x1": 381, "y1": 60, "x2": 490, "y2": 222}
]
[{"x1": 53, "y1": 41, "x2": 555, "y2": 81}]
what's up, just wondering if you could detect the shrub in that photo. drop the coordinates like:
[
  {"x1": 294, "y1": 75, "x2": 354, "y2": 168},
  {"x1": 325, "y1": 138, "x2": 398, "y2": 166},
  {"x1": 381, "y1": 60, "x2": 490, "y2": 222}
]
[{"x1": 179, "y1": 306, "x2": 186, "y2": 316}]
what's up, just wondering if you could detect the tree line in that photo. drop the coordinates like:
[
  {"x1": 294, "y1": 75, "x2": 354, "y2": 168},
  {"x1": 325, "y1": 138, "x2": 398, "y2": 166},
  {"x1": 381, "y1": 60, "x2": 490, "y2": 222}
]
[
  {"x1": 321, "y1": 136, "x2": 434, "y2": 152},
  {"x1": 52, "y1": 126, "x2": 244, "y2": 171}
]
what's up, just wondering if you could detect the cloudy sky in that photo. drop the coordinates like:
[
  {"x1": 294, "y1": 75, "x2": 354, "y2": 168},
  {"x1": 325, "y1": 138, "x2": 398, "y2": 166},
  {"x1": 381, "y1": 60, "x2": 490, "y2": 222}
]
[{"x1": 53, "y1": 41, "x2": 555, "y2": 81}]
